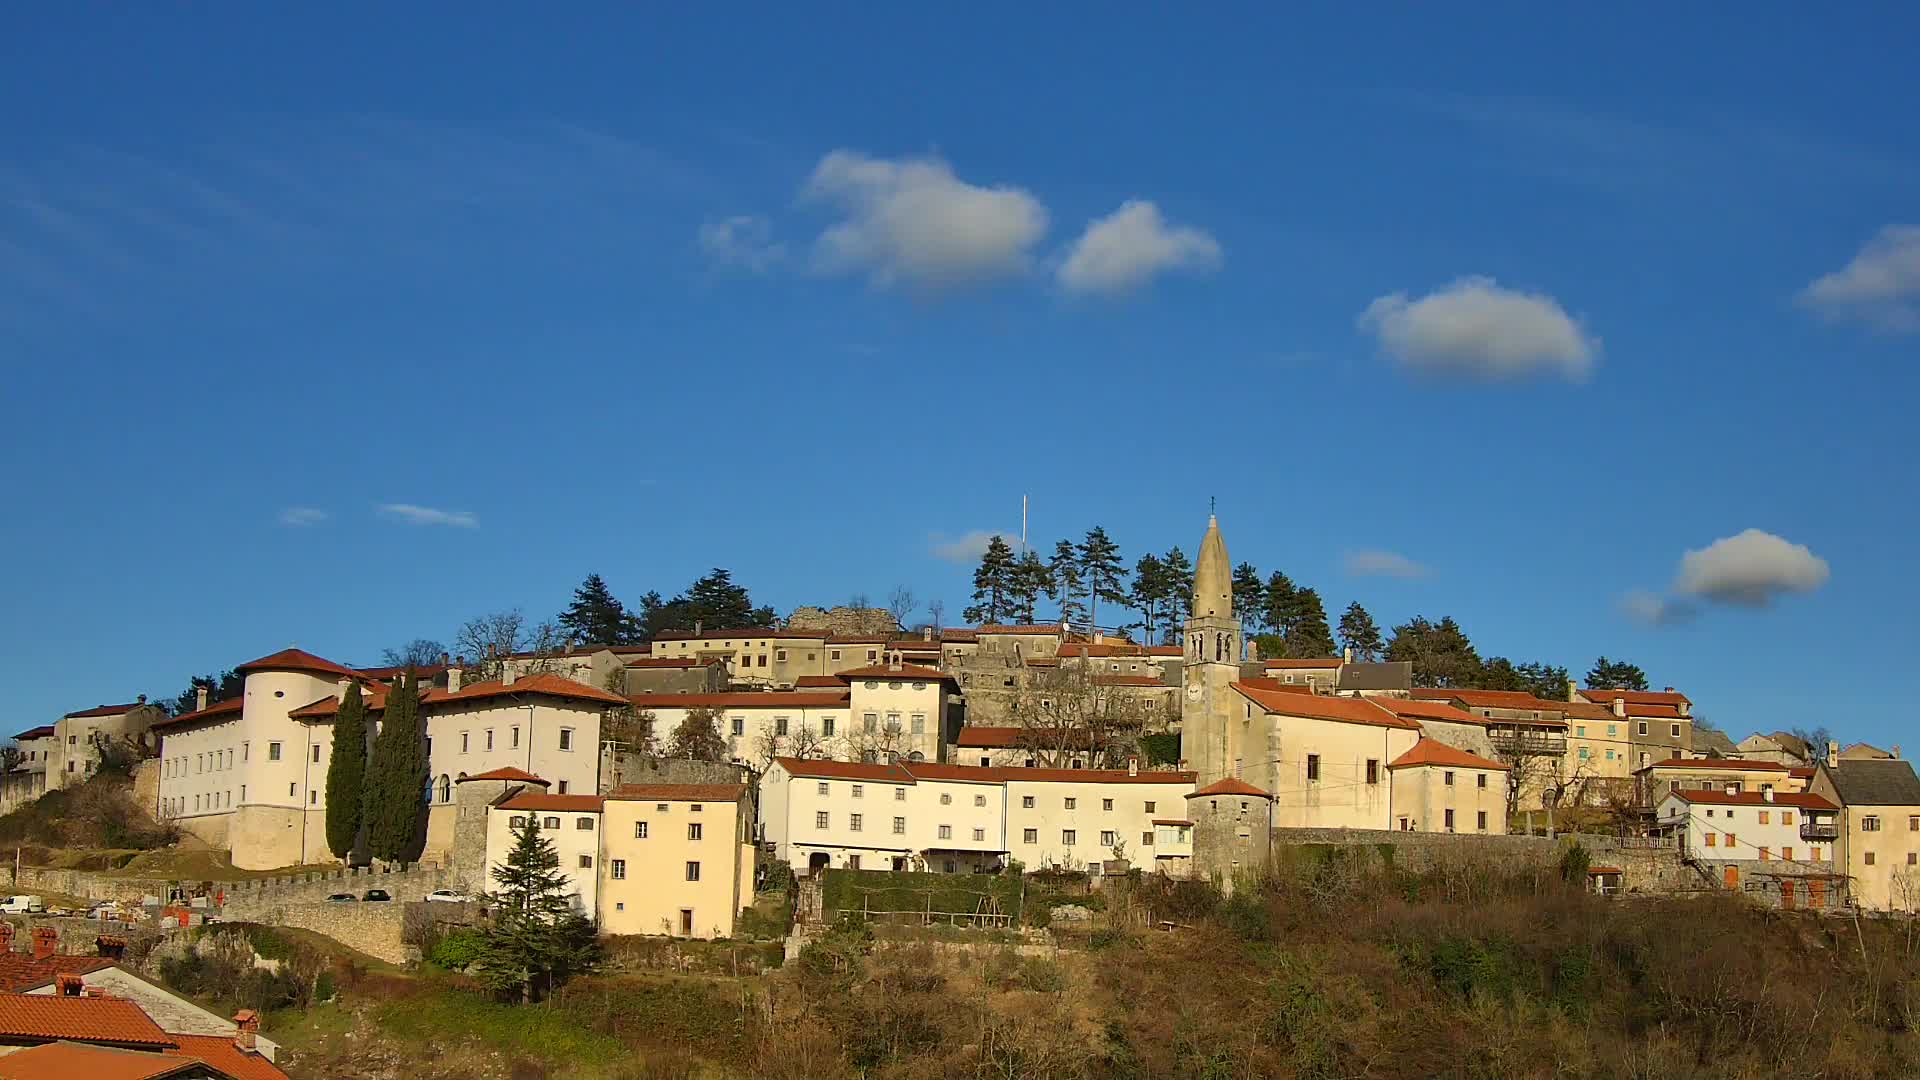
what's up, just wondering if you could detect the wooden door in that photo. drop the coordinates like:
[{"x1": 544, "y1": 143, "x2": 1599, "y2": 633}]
[
  {"x1": 1809, "y1": 879, "x2": 1827, "y2": 908},
  {"x1": 1722, "y1": 865, "x2": 1739, "y2": 890},
  {"x1": 1780, "y1": 880, "x2": 1796, "y2": 909}
]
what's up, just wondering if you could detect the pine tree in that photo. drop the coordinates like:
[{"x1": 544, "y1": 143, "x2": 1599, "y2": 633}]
[
  {"x1": 1232, "y1": 563, "x2": 1267, "y2": 632},
  {"x1": 964, "y1": 536, "x2": 1019, "y2": 625},
  {"x1": 1129, "y1": 553, "x2": 1172, "y2": 641},
  {"x1": 1008, "y1": 551, "x2": 1051, "y2": 625},
  {"x1": 1586, "y1": 656, "x2": 1649, "y2": 692},
  {"x1": 557, "y1": 573, "x2": 638, "y2": 645},
  {"x1": 667, "y1": 708, "x2": 729, "y2": 761},
  {"x1": 323, "y1": 682, "x2": 369, "y2": 861},
  {"x1": 1262, "y1": 571, "x2": 1299, "y2": 640},
  {"x1": 1047, "y1": 540, "x2": 1087, "y2": 627},
  {"x1": 1077, "y1": 527, "x2": 1128, "y2": 630},
  {"x1": 1386, "y1": 615, "x2": 1483, "y2": 688},
  {"x1": 1161, "y1": 546, "x2": 1194, "y2": 625},
  {"x1": 1289, "y1": 587, "x2": 1336, "y2": 658},
  {"x1": 1338, "y1": 602, "x2": 1384, "y2": 661},
  {"x1": 474, "y1": 814, "x2": 602, "y2": 1002},
  {"x1": 364, "y1": 672, "x2": 428, "y2": 864}
]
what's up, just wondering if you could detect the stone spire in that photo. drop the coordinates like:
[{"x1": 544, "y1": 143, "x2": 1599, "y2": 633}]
[{"x1": 1192, "y1": 514, "x2": 1232, "y2": 619}]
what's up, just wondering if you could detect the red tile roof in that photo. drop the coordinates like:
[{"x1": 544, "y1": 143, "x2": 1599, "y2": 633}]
[
  {"x1": 770, "y1": 756, "x2": 1195, "y2": 786},
  {"x1": 497, "y1": 793, "x2": 606, "y2": 813},
  {"x1": 1370, "y1": 698, "x2": 1486, "y2": 726},
  {"x1": 1626, "y1": 704, "x2": 1685, "y2": 719},
  {"x1": 623, "y1": 657, "x2": 714, "y2": 669},
  {"x1": 458, "y1": 767, "x2": 548, "y2": 785},
  {"x1": 1187, "y1": 778, "x2": 1272, "y2": 799},
  {"x1": 833, "y1": 663, "x2": 956, "y2": 683},
  {"x1": 1092, "y1": 675, "x2": 1168, "y2": 688},
  {"x1": 1558, "y1": 701, "x2": 1620, "y2": 721},
  {"x1": 993, "y1": 766, "x2": 1194, "y2": 786},
  {"x1": 1789, "y1": 766, "x2": 1817, "y2": 779},
  {"x1": 936, "y1": 630, "x2": 978, "y2": 643},
  {"x1": 773, "y1": 757, "x2": 914, "y2": 783},
  {"x1": 974, "y1": 625, "x2": 1066, "y2": 636},
  {"x1": 1262, "y1": 658, "x2": 1342, "y2": 669},
  {"x1": 235, "y1": 648, "x2": 356, "y2": 679},
  {"x1": 149, "y1": 697, "x2": 245, "y2": 731},
  {"x1": 1233, "y1": 685, "x2": 1422, "y2": 730},
  {"x1": 794, "y1": 675, "x2": 843, "y2": 688},
  {"x1": 0, "y1": 954, "x2": 117, "y2": 993},
  {"x1": 62, "y1": 703, "x2": 148, "y2": 720},
  {"x1": 651, "y1": 627, "x2": 818, "y2": 641},
  {"x1": 1234, "y1": 678, "x2": 1315, "y2": 694},
  {"x1": 626, "y1": 692, "x2": 848, "y2": 709},
  {"x1": 1643, "y1": 757, "x2": 1790, "y2": 773},
  {"x1": 11, "y1": 726, "x2": 55, "y2": 741},
  {"x1": 1580, "y1": 688, "x2": 1691, "y2": 707},
  {"x1": 606, "y1": 784, "x2": 747, "y2": 803},
  {"x1": 1667, "y1": 789, "x2": 1837, "y2": 810},
  {"x1": 1151, "y1": 818, "x2": 1193, "y2": 826},
  {"x1": 1411, "y1": 687, "x2": 1551, "y2": 710},
  {"x1": 954, "y1": 726, "x2": 1025, "y2": 748},
  {"x1": 293, "y1": 674, "x2": 628, "y2": 719},
  {"x1": 0, "y1": 1042, "x2": 209, "y2": 1080},
  {"x1": 825, "y1": 634, "x2": 891, "y2": 645},
  {"x1": 164, "y1": 1033, "x2": 290, "y2": 1080},
  {"x1": 0, "y1": 993, "x2": 173, "y2": 1048},
  {"x1": 352, "y1": 663, "x2": 449, "y2": 681},
  {"x1": 1388, "y1": 738, "x2": 1510, "y2": 771},
  {"x1": 1057, "y1": 642, "x2": 1182, "y2": 659}
]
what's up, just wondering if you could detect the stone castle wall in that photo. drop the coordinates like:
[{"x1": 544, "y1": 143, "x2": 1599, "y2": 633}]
[{"x1": 785, "y1": 606, "x2": 901, "y2": 636}]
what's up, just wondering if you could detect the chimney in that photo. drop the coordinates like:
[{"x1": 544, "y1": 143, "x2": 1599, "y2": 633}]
[
  {"x1": 1895, "y1": 744, "x2": 1903, "y2": 760},
  {"x1": 1828, "y1": 740, "x2": 1840, "y2": 767},
  {"x1": 446, "y1": 665, "x2": 462, "y2": 693},
  {"x1": 695, "y1": 620, "x2": 704, "y2": 637},
  {"x1": 1245, "y1": 638, "x2": 1261, "y2": 663},
  {"x1": 32, "y1": 927, "x2": 57, "y2": 960},
  {"x1": 1612, "y1": 699, "x2": 1626, "y2": 719},
  {"x1": 922, "y1": 626, "x2": 933, "y2": 642},
  {"x1": 233, "y1": 1009, "x2": 259, "y2": 1052},
  {"x1": 502, "y1": 665, "x2": 516, "y2": 687},
  {"x1": 1566, "y1": 678, "x2": 1578, "y2": 704},
  {"x1": 136, "y1": 694, "x2": 146, "y2": 705},
  {"x1": 1763, "y1": 788, "x2": 1775, "y2": 802},
  {"x1": 440, "y1": 652, "x2": 450, "y2": 666},
  {"x1": 336, "y1": 676, "x2": 352, "y2": 703},
  {"x1": 55, "y1": 973, "x2": 83, "y2": 996},
  {"x1": 195, "y1": 686, "x2": 209, "y2": 713},
  {"x1": 1127, "y1": 756, "x2": 1139, "y2": 777},
  {"x1": 0, "y1": 924, "x2": 15, "y2": 952},
  {"x1": 95, "y1": 935, "x2": 126, "y2": 959},
  {"x1": 1342, "y1": 646, "x2": 1353, "y2": 664}
]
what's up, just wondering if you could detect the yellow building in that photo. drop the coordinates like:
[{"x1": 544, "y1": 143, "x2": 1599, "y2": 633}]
[
  {"x1": 1387, "y1": 738, "x2": 1510, "y2": 835},
  {"x1": 597, "y1": 783, "x2": 755, "y2": 939},
  {"x1": 1807, "y1": 754, "x2": 1920, "y2": 912}
]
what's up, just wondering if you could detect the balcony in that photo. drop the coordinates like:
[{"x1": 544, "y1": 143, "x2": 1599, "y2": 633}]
[
  {"x1": 1486, "y1": 730, "x2": 1568, "y2": 757},
  {"x1": 1800, "y1": 821, "x2": 1840, "y2": 842}
]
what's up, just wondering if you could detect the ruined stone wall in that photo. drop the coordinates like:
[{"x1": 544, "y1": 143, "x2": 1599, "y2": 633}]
[{"x1": 786, "y1": 606, "x2": 901, "y2": 636}]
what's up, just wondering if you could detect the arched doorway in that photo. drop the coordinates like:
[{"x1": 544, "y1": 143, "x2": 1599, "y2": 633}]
[{"x1": 808, "y1": 852, "x2": 830, "y2": 875}]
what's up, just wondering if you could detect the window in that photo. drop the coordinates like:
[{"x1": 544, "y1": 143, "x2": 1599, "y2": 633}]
[
  {"x1": 1911, "y1": 816, "x2": 1920, "y2": 831},
  {"x1": 823, "y1": 717, "x2": 835, "y2": 737},
  {"x1": 1444, "y1": 771, "x2": 1455, "y2": 787},
  {"x1": 815, "y1": 810, "x2": 830, "y2": 829},
  {"x1": 1864, "y1": 815, "x2": 1882, "y2": 832},
  {"x1": 558, "y1": 781, "x2": 569, "y2": 795},
  {"x1": 1865, "y1": 852, "x2": 1876, "y2": 866},
  {"x1": 851, "y1": 784, "x2": 863, "y2": 799},
  {"x1": 311, "y1": 744, "x2": 322, "y2": 763},
  {"x1": 1022, "y1": 795, "x2": 1035, "y2": 809},
  {"x1": 691, "y1": 803, "x2": 701, "y2": 812},
  {"x1": 1759, "y1": 847, "x2": 1771, "y2": 861},
  {"x1": 1579, "y1": 747, "x2": 1590, "y2": 760},
  {"x1": 634, "y1": 821, "x2": 649, "y2": 839},
  {"x1": 658, "y1": 803, "x2": 671, "y2": 812},
  {"x1": 1143, "y1": 831, "x2": 1155, "y2": 846},
  {"x1": 1576, "y1": 725, "x2": 1586, "y2": 737},
  {"x1": 847, "y1": 814, "x2": 862, "y2": 833},
  {"x1": 1477, "y1": 811, "x2": 1487, "y2": 832},
  {"x1": 579, "y1": 855, "x2": 593, "y2": 869},
  {"x1": 1782, "y1": 847, "x2": 1793, "y2": 861},
  {"x1": 1909, "y1": 853, "x2": 1918, "y2": 866},
  {"x1": 1306, "y1": 754, "x2": 1320, "y2": 782},
  {"x1": 1477, "y1": 774, "x2": 1488, "y2": 789},
  {"x1": 938, "y1": 824, "x2": 952, "y2": 839},
  {"x1": 1102, "y1": 798, "x2": 1114, "y2": 811},
  {"x1": 1145, "y1": 801, "x2": 1156, "y2": 813},
  {"x1": 310, "y1": 790, "x2": 318, "y2": 805},
  {"x1": 830, "y1": 649, "x2": 842, "y2": 661},
  {"x1": 610, "y1": 860, "x2": 626, "y2": 880},
  {"x1": 1725, "y1": 833, "x2": 1736, "y2": 847},
  {"x1": 242, "y1": 743, "x2": 249, "y2": 762},
  {"x1": 559, "y1": 728, "x2": 574, "y2": 751},
  {"x1": 544, "y1": 817, "x2": 560, "y2": 829},
  {"x1": 1101, "y1": 830, "x2": 1117, "y2": 847},
  {"x1": 893, "y1": 817, "x2": 906, "y2": 834},
  {"x1": 973, "y1": 827, "x2": 985, "y2": 841},
  {"x1": 1759, "y1": 811, "x2": 1771, "y2": 825},
  {"x1": 817, "y1": 782, "x2": 829, "y2": 796},
  {"x1": 1671, "y1": 723, "x2": 1681, "y2": 738},
  {"x1": 867, "y1": 650, "x2": 878, "y2": 662},
  {"x1": 1365, "y1": 759, "x2": 1379, "y2": 785},
  {"x1": 885, "y1": 713, "x2": 901, "y2": 732},
  {"x1": 863, "y1": 713, "x2": 878, "y2": 733},
  {"x1": 1023, "y1": 828, "x2": 1038, "y2": 844},
  {"x1": 776, "y1": 649, "x2": 787, "y2": 662},
  {"x1": 894, "y1": 788, "x2": 906, "y2": 802},
  {"x1": 730, "y1": 717, "x2": 744, "y2": 737},
  {"x1": 1637, "y1": 721, "x2": 1648, "y2": 736},
  {"x1": 1605, "y1": 751, "x2": 1615, "y2": 761},
  {"x1": 512, "y1": 726, "x2": 520, "y2": 748},
  {"x1": 460, "y1": 732, "x2": 469, "y2": 753},
  {"x1": 910, "y1": 714, "x2": 925, "y2": 734},
  {"x1": 689, "y1": 822, "x2": 704, "y2": 840},
  {"x1": 1444, "y1": 809, "x2": 1455, "y2": 832},
  {"x1": 1812, "y1": 847, "x2": 1824, "y2": 860},
  {"x1": 939, "y1": 793, "x2": 951, "y2": 805},
  {"x1": 1062, "y1": 829, "x2": 1076, "y2": 846},
  {"x1": 268, "y1": 742, "x2": 282, "y2": 761},
  {"x1": 486, "y1": 730, "x2": 494, "y2": 751},
  {"x1": 290, "y1": 783, "x2": 297, "y2": 797},
  {"x1": 1064, "y1": 797, "x2": 1077, "y2": 810},
  {"x1": 775, "y1": 716, "x2": 789, "y2": 736},
  {"x1": 685, "y1": 861, "x2": 701, "y2": 881},
  {"x1": 577, "y1": 817, "x2": 594, "y2": 830}
]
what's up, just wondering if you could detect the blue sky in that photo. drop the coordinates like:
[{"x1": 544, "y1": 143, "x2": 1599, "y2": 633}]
[{"x1": 4, "y1": 8, "x2": 1916, "y2": 745}]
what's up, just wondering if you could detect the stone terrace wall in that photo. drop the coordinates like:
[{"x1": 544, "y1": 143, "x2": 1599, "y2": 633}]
[
  {"x1": 261, "y1": 901, "x2": 413, "y2": 966},
  {"x1": 1268, "y1": 827, "x2": 1711, "y2": 898},
  {"x1": 9, "y1": 860, "x2": 452, "y2": 912}
]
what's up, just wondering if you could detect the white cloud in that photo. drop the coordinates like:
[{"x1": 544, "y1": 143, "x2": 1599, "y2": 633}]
[
  {"x1": 803, "y1": 150, "x2": 1048, "y2": 289},
  {"x1": 1056, "y1": 200, "x2": 1222, "y2": 294},
  {"x1": 379, "y1": 503, "x2": 479, "y2": 529},
  {"x1": 1674, "y1": 528, "x2": 1829, "y2": 606},
  {"x1": 1619, "y1": 588, "x2": 1695, "y2": 626},
  {"x1": 697, "y1": 215, "x2": 784, "y2": 273},
  {"x1": 1799, "y1": 225, "x2": 1920, "y2": 332},
  {"x1": 1343, "y1": 549, "x2": 1429, "y2": 578},
  {"x1": 929, "y1": 529, "x2": 1013, "y2": 564},
  {"x1": 1359, "y1": 276, "x2": 1598, "y2": 380},
  {"x1": 277, "y1": 507, "x2": 327, "y2": 527}
]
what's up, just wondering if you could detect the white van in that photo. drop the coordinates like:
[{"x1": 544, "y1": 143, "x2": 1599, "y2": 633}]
[{"x1": 0, "y1": 896, "x2": 45, "y2": 914}]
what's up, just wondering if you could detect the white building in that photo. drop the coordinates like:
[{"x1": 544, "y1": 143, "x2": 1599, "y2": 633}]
[
  {"x1": 489, "y1": 791, "x2": 606, "y2": 916},
  {"x1": 626, "y1": 691, "x2": 850, "y2": 765},
  {"x1": 1656, "y1": 788, "x2": 1841, "y2": 864}
]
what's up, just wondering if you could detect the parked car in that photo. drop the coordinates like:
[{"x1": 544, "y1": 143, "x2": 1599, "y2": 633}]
[
  {"x1": 423, "y1": 890, "x2": 473, "y2": 904},
  {"x1": 43, "y1": 907, "x2": 75, "y2": 918},
  {"x1": 0, "y1": 896, "x2": 45, "y2": 914},
  {"x1": 324, "y1": 893, "x2": 357, "y2": 903},
  {"x1": 361, "y1": 889, "x2": 392, "y2": 902}
]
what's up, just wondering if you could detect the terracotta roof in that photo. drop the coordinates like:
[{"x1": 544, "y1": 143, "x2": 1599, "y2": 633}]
[
  {"x1": 1151, "y1": 818, "x2": 1193, "y2": 826},
  {"x1": 936, "y1": 629, "x2": 978, "y2": 643},
  {"x1": 626, "y1": 692, "x2": 847, "y2": 709},
  {"x1": 1057, "y1": 643, "x2": 1182, "y2": 659},
  {"x1": 1580, "y1": 688, "x2": 1692, "y2": 707},
  {"x1": 0, "y1": 993, "x2": 173, "y2": 1048},
  {"x1": 833, "y1": 663, "x2": 955, "y2": 683},
  {"x1": 1262, "y1": 658, "x2": 1342, "y2": 670},
  {"x1": 0, "y1": 954, "x2": 117, "y2": 993},
  {"x1": 293, "y1": 674, "x2": 628, "y2": 719},
  {"x1": 773, "y1": 757, "x2": 915, "y2": 784},
  {"x1": 1411, "y1": 687, "x2": 1552, "y2": 710},
  {"x1": 1642, "y1": 757, "x2": 1790, "y2": 773},
  {"x1": 885, "y1": 640, "x2": 942, "y2": 652},
  {"x1": 1627, "y1": 704, "x2": 1685, "y2": 719},
  {"x1": 1234, "y1": 678, "x2": 1315, "y2": 694},
  {"x1": 900, "y1": 761, "x2": 1011, "y2": 785},
  {"x1": 1233, "y1": 684, "x2": 1422, "y2": 730},
  {"x1": 954, "y1": 726, "x2": 1025, "y2": 748},
  {"x1": 651, "y1": 627, "x2": 817, "y2": 641},
  {"x1": 497, "y1": 793, "x2": 606, "y2": 813},
  {"x1": 235, "y1": 648, "x2": 356, "y2": 679},
  {"x1": 974, "y1": 625, "x2": 1066, "y2": 636},
  {"x1": 457, "y1": 767, "x2": 548, "y2": 785},
  {"x1": 1788, "y1": 766, "x2": 1817, "y2": 779},
  {"x1": 1369, "y1": 698, "x2": 1486, "y2": 726},
  {"x1": 794, "y1": 676, "x2": 843, "y2": 688},
  {"x1": 1187, "y1": 778, "x2": 1272, "y2": 799},
  {"x1": 606, "y1": 783, "x2": 747, "y2": 803},
  {"x1": 1092, "y1": 675, "x2": 1169, "y2": 688},
  {"x1": 1666, "y1": 789, "x2": 1837, "y2": 810},
  {"x1": 1558, "y1": 701, "x2": 1620, "y2": 721},
  {"x1": 771, "y1": 756, "x2": 1195, "y2": 786},
  {"x1": 352, "y1": 663, "x2": 450, "y2": 681},
  {"x1": 1388, "y1": 738, "x2": 1510, "y2": 772},
  {"x1": 623, "y1": 657, "x2": 714, "y2": 669},
  {"x1": 1024, "y1": 657, "x2": 1060, "y2": 668},
  {"x1": 12, "y1": 726, "x2": 55, "y2": 741},
  {"x1": 164, "y1": 1033, "x2": 290, "y2": 1080},
  {"x1": 825, "y1": 634, "x2": 891, "y2": 644},
  {"x1": 62, "y1": 703, "x2": 147, "y2": 720},
  {"x1": 996, "y1": 766, "x2": 1194, "y2": 786},
  {"x1": 149, "y1": 697, "x2": 245, "y2": 731},
  {"x1": 0, "y1": 1042, "x2": 212, "y2": 1080}
]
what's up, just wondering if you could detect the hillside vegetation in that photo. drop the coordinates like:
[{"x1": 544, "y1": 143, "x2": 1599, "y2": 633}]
[{"x1": 0, "y1": 770, "x2": 177, "y2": 854}]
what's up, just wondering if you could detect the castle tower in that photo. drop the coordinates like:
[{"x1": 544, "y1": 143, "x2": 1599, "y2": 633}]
[{"x1": 1181, "y1": 514, "x2": 1243, "y2": 789}]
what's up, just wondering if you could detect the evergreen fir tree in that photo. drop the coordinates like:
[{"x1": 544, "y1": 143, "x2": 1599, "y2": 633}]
[
  {"x1": 1047, "y1": 540, "x2": 1087, "y2": 628},
  {"x1": 364, "y1": 671, "x2": 428, "y2": 864},
  {"x1": 964, "y1": 535, "x2": 1018, "y2": 625},
  {"x1": 1386, "y1": 615, "x2": 1484, "y2": 688},
  {"x1": 1232, "y1": 563, "x2": 1267, "y2": 631},
  {"x1": 1337, "y1": 602, "x2": 1385, "y2": 661},
  {"x1": 1076, "y1": 526, "x2": 1128, "y2": 630},
  {"x1": 1008, "y1": 551, "x2": 1051, "y2": 625},
  {"x1": 1129, "y1": 553, "x2": 1172, "y2": 641},
  {"x1": 557, "y1": 572, "x2": 638, "y2": 645},
  {"x1": 1161, "y1": 546, "x2": 1194, "y2": 625},
  {"x1": 323, "y1": 682, "x2": 368, "y2": 861},
  {"x1": 667, "y1": 708, "x2": 729, "y2": 761},
  {"x1": 1586, "y1": 656, "x2": 1649, "y2": 691},
  {"x1": 1262, "y1": 571, "x2": 1300, "y2": 640},
  {"x1": 474, "y1": 814, "x2": 602, "y2": 1002},
  {"x1": 1289, "y1": 587, "x2": 1337, "y2": 657}
]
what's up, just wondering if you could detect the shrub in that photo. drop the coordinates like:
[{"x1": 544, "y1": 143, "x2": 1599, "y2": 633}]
[
  {"x1": 429, "y1": 929, "x2": 486, "y2": 971},
  {"x1": 1558, "y1": 841, "x2": 1591, "y2": 885}
]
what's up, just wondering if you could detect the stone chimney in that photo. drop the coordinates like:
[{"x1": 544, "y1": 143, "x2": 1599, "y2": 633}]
[
  {"x1": 1342, "y1": 646, "x2": 1353, "y2": 664},
  {"x1": 136, "y1": 694, "x2": 146, "y2": 705},
  {"x1": 0, "y1": 923, "x2": 15, "y2": 952},
  {"x1": 502, "y1": 663, "x2": 517, "y2": 687},
  {"x1": 55, "y1": 973, "x2": 83, "y2": 996},
  {"x1": 695, "y1": 620, "x2": 704, "y2": 637},
  {"x1": 446, "y1": 663, "x2": 463, "y2": 694},
  {"x1": 1246, "y1": 638, "x2": 1261, "y2": 663},
  {"x1": 32, "y1": 927, "x2": 57, "y2": 960},
  {"x1": 440, "y1": 652, "x2": 450, "y2": 666},
  {"x1": 1127, "y1": 756, "x2": 1139, "y2": 777},
  {"x1": 336, "y1": 676, "x2": 352, "y2": 703},
  {"x1": 233, "y1": 1009, "x2": 259, "y2": 1051},
  {"x1": 922, "y1": 626, "x2": 934, "y2": 642},
  {"x1": 1828, "y1": 740, "x2": 1840, "y2": 767},
  {"x1": 1566, "y1": 678, "x2": 1578, "y2": 703},
  {"x1": 195, "y1": 686, "x2": 209, "y2": 713},
  {"x1": 1763, "y1": 788, "x2": 1775, "y2": 803},
  {"x1": 1612, "y1": 699, "x2": 1627, "y2": 718}
]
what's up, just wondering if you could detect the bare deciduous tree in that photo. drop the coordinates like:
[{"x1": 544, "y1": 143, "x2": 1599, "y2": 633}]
[
  {"x1": 1007, "y1": 666, "x2": 1158, "y2": 768},
  {"x1": 926, "y1": 599, "x2": 946, "y2": 638},
  {"x1": 456, "y1": 610, "x2": 528, "y2": 680},
  {"x1": 886, "y1": 586, "x2": 916, "y2": 632}
]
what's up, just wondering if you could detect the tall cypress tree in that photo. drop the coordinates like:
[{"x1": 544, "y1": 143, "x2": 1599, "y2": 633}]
[
  {"x1": 323, "y1": 682, "x2": 369, "y2": 861},
  {"x1": 365, "y1": 671, "x2": 428, "y2": 864}
]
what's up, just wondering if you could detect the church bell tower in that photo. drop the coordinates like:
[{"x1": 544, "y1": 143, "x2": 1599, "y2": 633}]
[{"x1": 1181, "y1": 513, "x2": 1242, "y2": 787}]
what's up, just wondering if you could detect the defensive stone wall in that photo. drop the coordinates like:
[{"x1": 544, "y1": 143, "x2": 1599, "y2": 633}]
[
  {"x1": 256, "y1": 901, "x2": 414, "y2": 965},
  {"x1": 9, "y1": 860, "x2": 451, "y2": 910}
]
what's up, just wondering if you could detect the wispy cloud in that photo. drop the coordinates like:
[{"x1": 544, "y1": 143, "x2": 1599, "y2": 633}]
[
  {"x1": 1343, "y1": 549, "x2": 1429, "y2": 579},
  {"x1": 1359, "y1": 276, "x2": 1598, "y2": 381},
  {"x1": 929, "y1": 529, "x2": 1013, "y2": 564},
  {"x1": 697, "y1": 214, "x2": 785, "y2": 273},
  {"x1": 379, "y1": 503, "x2": 479, "y2": 529},
  {"x1": 1799, "y1": 225, "x2": 1920, "y2": 332},
  {"x1": 277, "y1": 507, "x2": 328, "y2": 527}
]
